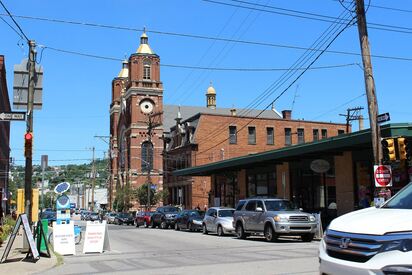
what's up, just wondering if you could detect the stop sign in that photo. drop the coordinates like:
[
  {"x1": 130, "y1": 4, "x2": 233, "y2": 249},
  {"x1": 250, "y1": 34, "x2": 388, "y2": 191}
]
[{"x1": 374, "y1": 165, "x2": 392, "y2": 187}]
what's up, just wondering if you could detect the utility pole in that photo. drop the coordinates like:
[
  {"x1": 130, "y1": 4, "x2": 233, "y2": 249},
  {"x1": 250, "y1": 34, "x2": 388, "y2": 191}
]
[
  {"x1": 145, "y1": 112, "x2": 162, "y2": 210},
  {"x1": 355, "y1": 0, "x2": 381, "y2": 164},
  {"x1": 24, "y1": 40, "x2": 36, "y2": 224},
  {"x1": 91, "y1": 147, "x2": 96, "y2": 211},
  {"x1": 339, "y1": 106, "x2": 364, "y2": 133}
]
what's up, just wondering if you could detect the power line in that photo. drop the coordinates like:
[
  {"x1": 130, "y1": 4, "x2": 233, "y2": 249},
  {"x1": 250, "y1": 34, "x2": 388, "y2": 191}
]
[
  {"x1": 333, "y1": 0, "x2": 412, "y2": 14},
  {"x1": 40, "y1": 45, "x2": 361, "y2": 71},
  {"x1": 195, "y1": 4, "x2": 356, "y2": 144},
  {"x1": 197, "y1": 9, "x2": 356, "y2": 155},
  {"x1": 204, "y1": 0, "x2": 412, "y2": 34},
  {"x1": 0, "y1": 1, "x2": 29, "y2": 41},
  {"x1": 1, "y1": 13, "x2": 412, "y2": 62},
  {"x1": 310, "y1": 93, "x2": 365, "y2": 120}
]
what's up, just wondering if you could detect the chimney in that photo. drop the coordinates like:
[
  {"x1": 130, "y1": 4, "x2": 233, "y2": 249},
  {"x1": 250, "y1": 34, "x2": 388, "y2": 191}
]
[
  {"x1": 230, "y1": 108, "x2": 236, "y2": 116},
  {"x1": 282, "y1": 110, "x2": 292, "y2": 120},
  {"x1": 359, "y1": 115, "x2": 364, "y2": 131}
]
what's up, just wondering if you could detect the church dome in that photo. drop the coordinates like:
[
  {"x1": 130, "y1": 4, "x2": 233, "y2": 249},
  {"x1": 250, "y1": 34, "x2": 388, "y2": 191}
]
[
  {"x1": 206, "y1": 82, "x2": 216, "y2": 95},
  {"x1": 117, "y1": 60, "x2": 129, "y2": 78},
  {"x1": 137, "y1": 31, "x2": 155, "y2": 54}
]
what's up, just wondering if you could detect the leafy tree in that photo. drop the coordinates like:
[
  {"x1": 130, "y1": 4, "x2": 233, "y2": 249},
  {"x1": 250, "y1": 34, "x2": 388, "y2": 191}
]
[{"x1": 133, "y1": 183, "x2": 169, "y2": 209}]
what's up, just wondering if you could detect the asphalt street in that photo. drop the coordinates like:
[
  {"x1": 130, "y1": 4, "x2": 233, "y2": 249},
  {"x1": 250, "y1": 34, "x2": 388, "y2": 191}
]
[{"x1": 41, "y1": 222, "x2": 319, "y2": 275}]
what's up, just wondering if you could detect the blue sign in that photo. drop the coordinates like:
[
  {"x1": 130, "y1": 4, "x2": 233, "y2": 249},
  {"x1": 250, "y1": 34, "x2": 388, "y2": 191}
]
[
  {"x1": 70, "y1": 203, "x2": 76, "y2": 209},
  {"x1": 56, "y1": 194, "x2": 70, "y2": 210}
]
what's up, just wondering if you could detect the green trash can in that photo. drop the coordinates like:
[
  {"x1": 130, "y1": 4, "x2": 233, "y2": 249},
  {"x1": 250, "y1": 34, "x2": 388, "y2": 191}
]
[{"x1": 40, "y1": 219, "x2": 49, "y2": 252}]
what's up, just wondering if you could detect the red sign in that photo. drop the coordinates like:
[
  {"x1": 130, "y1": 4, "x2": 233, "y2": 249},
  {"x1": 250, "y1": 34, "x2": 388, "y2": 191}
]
[{"x1": 374, "y1": 165, "x2": 392, "y2": 187}]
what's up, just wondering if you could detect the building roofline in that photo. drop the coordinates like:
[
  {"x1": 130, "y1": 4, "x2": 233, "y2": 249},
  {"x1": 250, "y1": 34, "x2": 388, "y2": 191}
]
[{"x1": 173, "y1": 123, "x2": 412, "y2": 176}]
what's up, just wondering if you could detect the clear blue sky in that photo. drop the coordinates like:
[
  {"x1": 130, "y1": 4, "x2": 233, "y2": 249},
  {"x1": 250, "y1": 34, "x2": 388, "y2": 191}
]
[{"x1": 1, "y1": 0, "x2": 411, "y2": 166}]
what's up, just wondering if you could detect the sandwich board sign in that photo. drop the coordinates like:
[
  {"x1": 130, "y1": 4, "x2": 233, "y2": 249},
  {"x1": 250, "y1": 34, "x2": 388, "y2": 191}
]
[
  {"x1": 1, "y1": 214, "x2": 39, "y2": 263},
  {"x1": 52, "y1": 222, "x2": 76, "y2": 255},
  {"x1": 83, "y1": 220, "x2": 110, "y2": 254}
]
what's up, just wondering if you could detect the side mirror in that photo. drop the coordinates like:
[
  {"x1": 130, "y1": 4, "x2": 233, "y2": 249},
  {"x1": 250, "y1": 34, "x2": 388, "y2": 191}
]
[{"x1": 256, "y1": 207, "x2": 263, "y2": 212}]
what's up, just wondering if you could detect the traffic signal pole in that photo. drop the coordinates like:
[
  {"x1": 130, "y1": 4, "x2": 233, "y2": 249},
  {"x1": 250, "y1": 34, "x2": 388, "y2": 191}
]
[
  {"x1": 355, "y1": 0, "x2": 382, "y2": 164},
  {"x1": 24, "y1": 40, "x2": 36, "y2": 224}
]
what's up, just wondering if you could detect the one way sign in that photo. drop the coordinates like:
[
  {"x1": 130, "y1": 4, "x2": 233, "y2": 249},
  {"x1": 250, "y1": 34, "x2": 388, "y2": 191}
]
[
  {"x1": 377, "y1": 113, "x2": 390, "y2": 124},
  {"x1": 0, "y1": 112, "x2": 26, "y2": 121}
]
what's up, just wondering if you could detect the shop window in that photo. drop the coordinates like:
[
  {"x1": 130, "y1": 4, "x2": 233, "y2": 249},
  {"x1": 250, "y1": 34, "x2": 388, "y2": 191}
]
[
  {"x1": 285, "y1": 128, "x2": 292, "y2": 146},
  {"x1": 297, "y1": 128, "x2": 305, "y2": 144},
  {"x1": 338, "y1": 129, "x2": 345, "y2": 135},
  {"x1": 313, "y1": 129, "x2": 319, "y2": 141},
  {"x1": 229, "y1": 125, "x2": 237, "y2": 144},
  {"x1": 247, "y1": 171, "x2": 276, "y2": 197},
  {"x1": 321, "y1": 129, "x2": 328, "y2": 139},
  {"x1": 256, "y1": 174, "x2": 268, "y2": 195},
  {"x1": 248, "y1": 126, "x2": 256, "y2": 145},
  {"x1": 267, "y1": 127, "x2": 274, "y2": 145}
]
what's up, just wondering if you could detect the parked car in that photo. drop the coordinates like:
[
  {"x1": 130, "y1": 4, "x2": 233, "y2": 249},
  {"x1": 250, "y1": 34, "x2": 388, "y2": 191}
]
[
  {"x1": 115, "y1": 213, "x2": 134, "y2": 225},
  {"x1": 150, "y1": 206, "x2": 180, "y2": 229},
  {"x1": 135, "y1": 211, "x2": 154, "y2": 228},
  {"x1": 202, "y1": 207, "x2": 235, "y2": 236},
  {"x1": 105, "y1": 212, "x2": 117, "y2": 224},
  {"x1": 233, "y1": 197, "x2": 317, "y2": 242},
  {"x1": 88, "y1": 212, "x2": 100, "y2": 221},
  {"x1": 41, "y1": 211, "x2": 56, "y2": 225},
  {"x1": 175, "y1": 210, "x2": 205, "y2": 232},
  {"x1": 319, "y1": 182, "x2": 412, "y2": 274},
  {"x1": 81, "y1": 211, "x2": 91, "y2": 220}
]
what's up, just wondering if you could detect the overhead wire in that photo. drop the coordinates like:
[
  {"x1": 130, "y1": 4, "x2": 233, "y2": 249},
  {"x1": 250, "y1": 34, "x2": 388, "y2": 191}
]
[
  {"x1": 1, "y1": 13, "x2": 411, "y2": 62},
  {"x1": 194, "y1": 2, "x2": 356, "y2": 145},
  {"x1": 195, "y1": 2, "x2": 357, "y2": 155},
  {"x1": 0, "y1": 0, "x2": 29, "y2": 41}
]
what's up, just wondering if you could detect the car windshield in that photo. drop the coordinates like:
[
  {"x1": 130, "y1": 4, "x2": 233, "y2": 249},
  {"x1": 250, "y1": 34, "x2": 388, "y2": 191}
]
[
  {"x1": 189, "y1": 210, "x2": 205, "y2": 218},
  {"x1": 264, "y1": 200, "x2": 296, "y2": 211},
  {"x1": 162, "y1": 207, "x2": 179, "y2": 213},
  {"x1": 218, "y1": 209, "x2": 234, "y2": 217},
  {"x1": 382, "y1": 182, "x2": 412, "y2": 209},
  {"x1": 119, "y1": 213, "x2": 130, "y2": 217}
]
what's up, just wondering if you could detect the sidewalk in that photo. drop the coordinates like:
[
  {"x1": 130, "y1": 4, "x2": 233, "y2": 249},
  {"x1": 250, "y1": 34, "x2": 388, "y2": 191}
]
[{"x1": 0, "y1": 230, "x2": 58, "y2": 274}]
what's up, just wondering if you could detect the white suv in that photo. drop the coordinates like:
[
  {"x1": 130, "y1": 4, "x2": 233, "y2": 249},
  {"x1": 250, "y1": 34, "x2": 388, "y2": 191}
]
[{"x1": 319, "y1": 182, "x2": 412, "y2": 275}]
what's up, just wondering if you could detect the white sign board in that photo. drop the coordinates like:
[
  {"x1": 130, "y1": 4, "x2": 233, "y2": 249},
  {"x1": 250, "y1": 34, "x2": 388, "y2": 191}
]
[
  {"x1": 52, "y1": 222, "x2": 76, "y2": 255},
  {"x1": 21, "y1": 214, "x2": 39, "y2": 259},
  {"x1": 83, "y1": 221, "x2": 110, "y2": 254}
]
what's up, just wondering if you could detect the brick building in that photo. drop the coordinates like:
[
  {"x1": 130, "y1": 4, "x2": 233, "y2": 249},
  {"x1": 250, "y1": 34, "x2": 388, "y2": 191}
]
[
  {"x1": 109, "y1": 33, "x2": 349, "y2": 211},
  {"x1": 0, "y1": 55, "x2": 11, "y2": 216}
]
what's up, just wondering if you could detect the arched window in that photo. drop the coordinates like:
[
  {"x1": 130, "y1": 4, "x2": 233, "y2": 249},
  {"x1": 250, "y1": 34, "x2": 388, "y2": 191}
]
[
  {"x1": 141, "y1": 141, "x2": 153, "y2": 172},
  {"x1": 143, "y1": 60, "x2": 151, "y2": 80}
]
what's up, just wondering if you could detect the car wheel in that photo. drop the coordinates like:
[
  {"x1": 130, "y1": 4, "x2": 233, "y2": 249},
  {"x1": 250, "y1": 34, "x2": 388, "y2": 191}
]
[
  {"x1": 264, "y1": 224, "x2": 277, "y2": 242},
  {"x1": 150, "y1": 220, "x2": 156, "y2": 228},
  {"x1": 301, "y1": 233, "x2": 314, "y2": 242},
  {"x1": 236, "y1": 223, "x2": 246, "y2": 239},
  {"x1": 202, "y1": 224, "x2": 208, "y2": 235},
  {"x1": 160, "y1": 220, "x2": 167, "y2": 229},
  {"x1": 175, "y1": 223, "x2": 180, "y2": 231},
  {"x1": 144, "y1": 220, "x2": 148, "y2": 228},
  {"x1": 217, "y1": 225, "x2": 225, "y2": 237},
  {"x1": 135, "y1": 221, "x2": 139, "y2": 228},
  {"x1": 188, "y1": 222, "x2": 193, "y2": 232}
]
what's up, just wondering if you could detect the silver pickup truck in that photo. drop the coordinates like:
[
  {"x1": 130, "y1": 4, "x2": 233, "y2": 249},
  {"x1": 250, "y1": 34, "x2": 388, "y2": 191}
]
[{"x1": 233, "y1": 198, "x2": 317, "y2": 242}]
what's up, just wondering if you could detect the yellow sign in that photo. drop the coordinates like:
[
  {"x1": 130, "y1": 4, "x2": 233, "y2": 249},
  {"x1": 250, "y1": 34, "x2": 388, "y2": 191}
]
[{"x1": 16, "y1": 188, "x2": 39, "y2": 222}]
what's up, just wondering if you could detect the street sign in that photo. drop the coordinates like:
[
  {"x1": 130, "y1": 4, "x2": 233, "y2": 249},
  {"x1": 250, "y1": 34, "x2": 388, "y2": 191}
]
[
  {"x1": 13, "y1": 58, "x2": 43, "y2": 110},
  {"x1": 0, "y1": 111, "x2": 26, "y2": 121},
  {"x1": 374, "y1": 165, "x2": 392, "y2": 187},
  {"x1": 377, "y1": 113, "x2": 390, "y2": 124}
]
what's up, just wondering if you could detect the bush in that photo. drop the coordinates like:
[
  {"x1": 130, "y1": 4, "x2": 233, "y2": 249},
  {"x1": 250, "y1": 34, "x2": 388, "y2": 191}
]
[{"x1": 0, "y1": 216, "x2": 16, "y2": 245}]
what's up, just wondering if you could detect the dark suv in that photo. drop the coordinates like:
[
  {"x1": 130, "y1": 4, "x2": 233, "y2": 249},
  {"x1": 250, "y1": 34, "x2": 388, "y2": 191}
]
[
  {"x1": 150, "y1": 206, "x2": 180, "y2": 229},
  {"x1": 233, "y1": 198, "x2": 317, "y2": 242}
]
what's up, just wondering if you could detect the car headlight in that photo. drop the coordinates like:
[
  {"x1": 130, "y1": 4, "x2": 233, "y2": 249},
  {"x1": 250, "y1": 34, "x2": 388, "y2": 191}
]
[
  {"x1": 273, "y1": 215, "x2": 288, "y2": 222},
  {"x1": 309, "y1": 215, "x2": 316, "y2": 222},
  {"x1": 193, "y1": 220, "x2": 202, "y2": 225},
  {"x1": 380, "y1": 239, "x2": 412, "y2": 253}
]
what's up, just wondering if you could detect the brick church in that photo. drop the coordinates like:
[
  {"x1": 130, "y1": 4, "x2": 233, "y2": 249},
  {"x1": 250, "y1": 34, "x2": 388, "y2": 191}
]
[{"x1": 109, "y1": 32, "x2": 348, "y2": 211}]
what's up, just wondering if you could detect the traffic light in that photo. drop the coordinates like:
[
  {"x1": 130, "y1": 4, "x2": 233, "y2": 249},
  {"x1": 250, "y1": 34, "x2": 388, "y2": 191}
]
[
  {"x1": 406, "y1": 138, "x2": 412, "y2": 161},
  {"x1": 24, "y1": 132, "x2": 33, "y2": 157},
  {"x1": 397, "y1": 137, "x2": 407, "y2": 160},
  {"x1": 381, "y1": 138, "x2": 396, "y2": 162}
]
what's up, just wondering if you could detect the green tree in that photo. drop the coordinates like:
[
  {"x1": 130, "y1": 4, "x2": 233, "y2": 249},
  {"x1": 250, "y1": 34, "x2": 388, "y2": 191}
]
[{"x1": 133, "y1": 183, "x2": 169, "y2": 209}]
